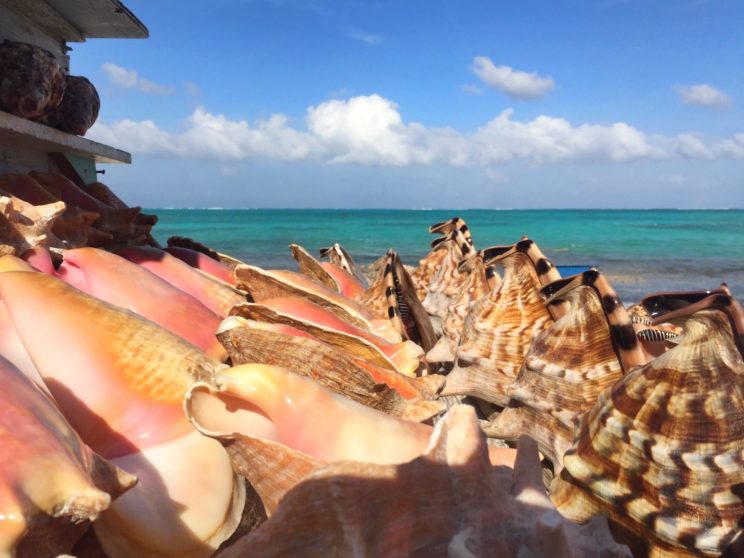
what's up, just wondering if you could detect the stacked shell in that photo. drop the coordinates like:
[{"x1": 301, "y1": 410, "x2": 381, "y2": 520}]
[
  {"x1": 442, "y1": 238, "x2": 564, "y2": 406},
  {"x1": 551, "y1": 293, "x2": 744, "y2": 557}
]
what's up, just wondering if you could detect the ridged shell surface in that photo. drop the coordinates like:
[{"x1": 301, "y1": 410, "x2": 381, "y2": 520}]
[
  {"x1": 551, "y1": 308, "x2": 744, "y2": 558},
  {"x1": 442, "y1": 251, "x2": 554, "y2": 405}
]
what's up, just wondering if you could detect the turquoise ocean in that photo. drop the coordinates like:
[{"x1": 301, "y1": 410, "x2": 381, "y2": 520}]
[{"x1": 150, "y1": 209, "x2": 744, "y2": 303}]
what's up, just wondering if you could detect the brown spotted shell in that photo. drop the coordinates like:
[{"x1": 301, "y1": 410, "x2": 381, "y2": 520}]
[
  {"x1": 409, "y1": 246, "x2": 447, "y2": 302},
  {"x1": 426, "y1": 254, "x2": 492, "y2": 364},
  {"x1": 217, "y1": 405, "x2": 630, "y2": 558},
  {"x1": 487, "y1": 270, "x2": 646, "y2": 468},
  {"x1": 421, "y1": 222, "x2": 476, "y2": 326},
  {"x1": 0, "y1": 40, "x2": 65, "y2": 119},
  {"x1": 441, "y1": 241, "x2": 559, "y2": 406},
  {"x1": 551, "y1": 298, "x2": 744, "y2": 558}
]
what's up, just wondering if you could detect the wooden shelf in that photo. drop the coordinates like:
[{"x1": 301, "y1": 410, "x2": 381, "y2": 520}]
[{"x1": 0, "y1": 110, "x2": 130, "y2": 164}]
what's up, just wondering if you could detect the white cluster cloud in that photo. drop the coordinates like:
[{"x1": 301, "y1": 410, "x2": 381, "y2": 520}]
[
  {"x1": 88, "y1": 94, "x2": 744, "y2": 166},
  {"x1": 102, "y1": 63, "x2": 176, "y2": 95},
  {"x1": 471, "y1": 57, "x2": 555, "y2": 100},
  {"x1": 674, "y1": 84, "x2": 731, "y2": 108}
]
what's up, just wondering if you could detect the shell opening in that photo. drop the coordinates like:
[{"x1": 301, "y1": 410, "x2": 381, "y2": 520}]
[{"x1": 184, "y1": 382, "x2": 279, "y2": 442}]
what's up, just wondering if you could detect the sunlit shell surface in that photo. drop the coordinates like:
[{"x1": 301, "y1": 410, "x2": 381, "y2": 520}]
[
  {"x1": 0, "y1": 271, "x2": 243, "y2": 558},
  {"x1": 119, "y1": 246, "x2": 248, "y2": 317},
  {"x1": 216, "y1": 316, "x2": 442, "y2": 421},
  {"x1": 0, "y1": 195, "x2": 66, "y2": 254},
  {"x1": 360, "y1": 250, "x2": 436, "y2": 353},
  {"x1": 442, "y1": 239, "x2": 561, "y2": 406},
  {"x1": 551, "y1": 295, "x2": 744, "y2": 558},
  {"x1": 426, "y1": 254, "x2": 493, "y2": 364},
  {"x1": 319, "y1": 243, "x2": 369, "y2": 289},
  {"x1": 421, "y1": 231, "x2": 474, "y2": 327},
  {"x1": 234, "y1": 264, "x2": 402, "y2": 343},
  {"x1": 185, "y1": 363, "x2": 436, "y2": 466},
  {"x1": 488, "y1": 270, "x2": 647, "y2": 468},
  {"x1": 0, "y1": 356, "x2": 136, "y2": 557},
  {"x1": 230, "y1": 300, "x2": 423, "y2": 376},
  {"x1": 410, "y1": 246, "x2": 447, "y2": 302},
  {"x1": 291, "y1": 243, "x2": 366, "y2": 298},
  {"x1": 218, "y1": 405, "x2": 630, "y2": 558}
]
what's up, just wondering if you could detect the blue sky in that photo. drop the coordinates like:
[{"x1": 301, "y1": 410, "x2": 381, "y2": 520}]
[{"x1": 73, "y1": 0, "x2": 743, "y2": 208}]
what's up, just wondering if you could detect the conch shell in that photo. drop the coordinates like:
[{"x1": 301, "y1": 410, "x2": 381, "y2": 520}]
[
  {"x1": 0, "y1": 271, "x2": 244, "y2": 558},
  {"x1": 167, "y1": 235, "x2": 245, "y2": 270},
  {"x1": 216, "y1": 316, "x2": 442, "y2": 421},
  {"x1": 0, "y1": 355, "x2": 136, "y2": 557},
  {"x1": 230, "y1": 299, "x2": 423, "y2": 376},
  {"x1": 234, "y1": 264, "x2": 402, "y2": 343},
  {"x1": 291, "y1": 243, "x2": 366, "y2": 298},
  {"x1": 487, "y1": 269, "x2": 647, "y2": 468},
  {"x1": 0, "y1": 195, "x2": 66, "y2": 254},
  {"x1": 319, "y1": 242, "x2": 368, "y2": 288},
  {"x1": 442, "y1": 239, "x2": 563, "y2": 405},
  {"x1": 551, "y1": 293, "x2": 744, "y2": 558},
  {"x1": 421, "y1": 226, "x2": 476, "y2": 329},
  {"x1": 119, "y1": 246, "x2": 248, "y2": 317},
  {"x1": 217, "y1": 405, "x2": 630, "y2": 558},
  {"x1": 426, "y1": 253, "x2": 494, "y2": 364}
]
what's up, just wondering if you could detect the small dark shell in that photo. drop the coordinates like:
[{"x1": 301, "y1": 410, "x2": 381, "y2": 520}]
[
  {"x1": 39, "y1": 75, "x2": 100, "y2": 135},
  {"x1": 0, "y1": 40, "x2": 65, "y2": 119}
]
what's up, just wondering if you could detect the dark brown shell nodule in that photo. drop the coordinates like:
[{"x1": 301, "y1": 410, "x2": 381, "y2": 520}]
[
  {"x1": 551, "y1": 293, "x2": 744, "y2": 558},
  {"x1": 39, "y1": 75, "x2": 100, "y2": 135},
  {"x1": 0, "y1": 40, "x2": 65, "y2": 119}
]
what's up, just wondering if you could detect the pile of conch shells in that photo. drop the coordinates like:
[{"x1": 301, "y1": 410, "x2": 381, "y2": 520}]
[{"x1": 1, "y1": 206, "x2": 743, "y2": 558}]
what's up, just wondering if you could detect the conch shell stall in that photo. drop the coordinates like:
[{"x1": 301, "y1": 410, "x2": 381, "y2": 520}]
[{"x1": 1, "y1": 2, "x2": 744, "y2": 558}]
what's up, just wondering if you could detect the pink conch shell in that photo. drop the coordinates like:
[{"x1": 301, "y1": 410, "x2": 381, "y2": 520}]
[
  {"x1": 165, "y1": 245, "x2": 237, "y2": 285},
  {"x1": 56, "y1": 247, "x2": 226, "y2": 360},
  {"x1": 0, "y1": 355, "x2": 137, "y2": 558},
  {"x1": 234, "y1": 264, "x2": 402, "y2": 343},
  {"x1": 0, "y1": 194, "x2": 66, "y2": 254},
  {"x1": 218, "y1": 406, "x2": 629, "y2": 558},
  {"x1": 216, "y1": 316, "x2": 443, "y2": 422},
  {"x1": 318, "y1": 243, "x2": 369, "y2": 289},
  {"x1": 232, "y1": 298, "x2": 423, "y2": 376},
  {"x1": 0, "y1": 271, "x2": 244, "y2": 558},
  {"x1": 442, "y1": 239, "x2": 563, "y2": 406},
  {"x1": 186, "y1": 364, "x2": 516, "y2": 469},
  {"x1": 118, "y1": 246, "x2": 248, "y2": 317},
  {"x1": 290, "y1": 243, "x2": 366, "y2": 298},
  {"x1": 167, "y1": 236, "x2": 245, "y2": 270},
  {"x1": 0, "y1": 256, "x2": 50, "y2": 390}
]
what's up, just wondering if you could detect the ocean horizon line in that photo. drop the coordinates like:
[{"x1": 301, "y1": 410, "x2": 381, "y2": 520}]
[{"x1": 149, "y1": 207, "x2": 744, "y2": 212}]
